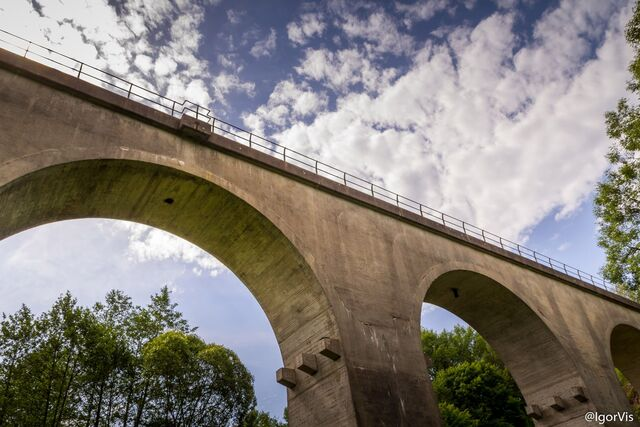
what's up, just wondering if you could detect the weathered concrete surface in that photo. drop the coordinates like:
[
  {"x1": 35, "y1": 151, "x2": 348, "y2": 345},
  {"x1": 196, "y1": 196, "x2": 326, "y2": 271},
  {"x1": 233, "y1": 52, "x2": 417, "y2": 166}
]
[
  {"x1": 611, "y1": 325, "x2": 640, "y2": 392},
  {"x1": 1, "y1": 49, "x2": 640, "y2": 426}
]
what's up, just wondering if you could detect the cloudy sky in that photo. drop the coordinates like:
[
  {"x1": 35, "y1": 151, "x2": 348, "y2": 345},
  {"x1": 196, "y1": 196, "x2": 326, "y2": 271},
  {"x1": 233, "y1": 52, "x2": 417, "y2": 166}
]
[{"x1": 0, "y1": 0, "x2": 634, "y2": 419}]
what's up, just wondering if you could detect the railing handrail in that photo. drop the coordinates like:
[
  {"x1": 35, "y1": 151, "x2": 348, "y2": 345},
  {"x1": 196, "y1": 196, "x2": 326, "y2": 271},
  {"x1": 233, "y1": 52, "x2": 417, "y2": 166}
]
[{"x1": 0, "y1": 28, "x2": 623, "y2": 298}]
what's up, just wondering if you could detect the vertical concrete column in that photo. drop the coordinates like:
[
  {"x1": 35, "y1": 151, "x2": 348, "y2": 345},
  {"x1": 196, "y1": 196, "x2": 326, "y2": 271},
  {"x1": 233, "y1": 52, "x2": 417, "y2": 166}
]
[{"x1": 323, "y1": 284, "x2": 442, "y2": 426}]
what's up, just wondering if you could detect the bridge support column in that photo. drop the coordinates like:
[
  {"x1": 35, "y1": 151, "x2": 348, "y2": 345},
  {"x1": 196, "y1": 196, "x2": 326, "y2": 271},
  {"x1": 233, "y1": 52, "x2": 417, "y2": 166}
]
[{"x1": 311, "y1": 284, "x2": 443, "y2": 426}]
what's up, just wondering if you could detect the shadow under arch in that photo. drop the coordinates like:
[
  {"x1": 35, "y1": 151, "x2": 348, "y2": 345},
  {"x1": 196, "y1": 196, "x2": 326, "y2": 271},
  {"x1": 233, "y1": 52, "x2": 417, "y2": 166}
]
[
  {"x1": 0, "y1": 159, "x2": 342, "y2": 398},
  {"x1": 423, "y1": 268, "x2": 590, "y2": 422},
  {"x1": 610, "y1": 324, "x2": 640, "y2": 392}
]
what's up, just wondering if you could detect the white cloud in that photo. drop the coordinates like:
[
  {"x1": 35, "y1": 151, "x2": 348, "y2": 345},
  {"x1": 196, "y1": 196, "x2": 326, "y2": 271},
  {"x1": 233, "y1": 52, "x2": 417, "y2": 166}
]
[
  {"x1": 287, "y1": 12, "x2": 326, "y2": 45},
  {"x1": 154, "y1": 55, "x2": 178, "y2": 76},
  {"x1": 422, "y1": 303, "x2": 437, "y2": 315},
  {"x1": 242, "y1": 80, "x2": 328, "y2": 134},
  {"x1": 0, "y1": 0, "x2": 255, "y2": 114},
  {"x1": 214, "y1": 72, "x2": 256, "y2": 99},
  {"x1": 217, "y1": 53, "x2": 238, "y2": 69},
  {"x1": 134, "y1": 54, "x2": 154, "y2": 73},
  {"x1": 395, "y1": 0, "x2": 478, "y2": 28},
  {"x1": 115, "y1": 222, "x2": 226, "y2": 278},
  {"x1": 226, "y1": 9, "x2": 244, "y2": 25},
  {"x1": 339, "y1": 10, "x2": 415, "y2": 56},
  {"x1": 295, "y1": 48, "x2": 398, "y2": 94},
  {"x1": 395, "y1": 0, "x2": 450, "y2": 28},
  {"x1": 250, "y1": 28, "x2": 277, "y2": 58},
  {"x1": 493, "y1": 0, "x2": 520, "y2": 9},
  {"x1": 248, "y1": 0, "x2": 632, "y2": 243},
  {"x1": 0, "y1": 219, "x2": 230, "y2": 315}
]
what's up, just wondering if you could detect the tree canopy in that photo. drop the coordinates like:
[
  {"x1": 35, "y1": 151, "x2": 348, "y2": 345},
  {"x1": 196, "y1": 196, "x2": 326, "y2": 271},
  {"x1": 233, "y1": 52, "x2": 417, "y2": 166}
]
[
  {"x1": 0, "y1": 287, "x2": 285, "y2": 426},
  {"x1": 596, "y1": 0, "x2": 640, "y2": 300},
  {"x1": 421, "y1": 325, "x2": 501, "y2": 379},
  {"x1": 422, "y1": 326, "x2": 532, "y2": 427}
]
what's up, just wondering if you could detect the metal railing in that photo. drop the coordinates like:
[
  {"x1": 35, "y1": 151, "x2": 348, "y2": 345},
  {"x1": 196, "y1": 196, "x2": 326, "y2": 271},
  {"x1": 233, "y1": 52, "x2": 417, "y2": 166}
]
[{"x1": 0, "y1": 29, "x2": 621, "y2": 296}]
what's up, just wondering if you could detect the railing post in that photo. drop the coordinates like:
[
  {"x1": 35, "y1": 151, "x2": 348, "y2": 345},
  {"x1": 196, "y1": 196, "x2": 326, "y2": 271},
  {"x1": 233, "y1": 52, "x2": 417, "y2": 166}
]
[
  {"x1": 563, "y1": 264, "x2": 568, "y2": 275},
  {"x1": 24, "y1": 41, "x2": 31, "y2": 58},
  {"x1": 533, "y1": 252, "x2": 538, "y2": 262},
  {"x1": 396, "y1": 193, "x2": 399, "y2": 207},
  {"x1": 315, "y1": 160, "x2": 318, "y2": 174},
  {"x1": 343, "y1": 172, "x2": 347, "y2": 186},
  {"x1": 371, "y1": 183, "x2": 375, "y2": 197},
  {"x1": 283, "y1": 147, "x2": 287, "y2": 161},
  {"x1": 441, "y1": 213, "x2": 445, "y2": 226},
  {"x1": 516, "y1": 244, "x2": 522, "y2": 256},
  {"x1": 249, "y1": 133, "x2": 252, "y2": 147},
  {"x1": 171, "y1": 101, "x2": 176, "y2": 117},
  {"x1": 77, "y1": 62, "x2": 83, "y2": 78},
  {"x1": 462, "y1": 222, "x2": 466, "y2": 234},
  {"x1": 196, "y1": 105, "x2": 199, "y2": 121},
  {"x1": 498, "y1": 237, "x2": 504, "y2": 250},
  {"x1": 127, "y1": 83, "x2": 133, "y2": 99},
  {"x1": 419, "y1": 204, "x2": 423, "y2": 217}
]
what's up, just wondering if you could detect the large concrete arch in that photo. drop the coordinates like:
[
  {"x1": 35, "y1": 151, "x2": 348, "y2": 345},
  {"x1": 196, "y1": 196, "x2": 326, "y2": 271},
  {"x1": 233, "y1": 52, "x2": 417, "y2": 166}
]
[
  {"x1": 0, "y1": 158, "x2": 355, "y2": 425},
  {"x1": 610, "y1": 324, "x2": 640, "y2": 392},
  {"x1": 423, "y1": 267, "x2": 589, "y2": 424}
]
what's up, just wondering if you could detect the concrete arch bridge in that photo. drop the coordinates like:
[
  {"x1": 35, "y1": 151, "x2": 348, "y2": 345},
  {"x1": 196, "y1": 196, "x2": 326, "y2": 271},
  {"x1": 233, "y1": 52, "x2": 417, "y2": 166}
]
[{"x1": 0, "y1": 37, "x2": 638, "y2": 426}]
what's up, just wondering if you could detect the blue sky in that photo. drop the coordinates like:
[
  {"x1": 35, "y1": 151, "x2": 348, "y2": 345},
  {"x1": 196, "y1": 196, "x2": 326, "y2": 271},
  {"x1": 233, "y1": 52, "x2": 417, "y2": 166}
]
[{"x1": 0, "y1": 0, "x2": 633, "y2": 419}]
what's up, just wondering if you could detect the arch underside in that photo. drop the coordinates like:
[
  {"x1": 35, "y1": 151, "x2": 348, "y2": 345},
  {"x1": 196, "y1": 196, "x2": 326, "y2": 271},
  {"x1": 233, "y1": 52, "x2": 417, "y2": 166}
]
[
  {"x1": 0, "y1": 159, "x2": 338, "y2": 363},
  {"x1": 424, "y1": 270, "x2": 589, "y2": 423},
  {"x1": 611, "y1": 324, "x2": 640, "y2": 392}
]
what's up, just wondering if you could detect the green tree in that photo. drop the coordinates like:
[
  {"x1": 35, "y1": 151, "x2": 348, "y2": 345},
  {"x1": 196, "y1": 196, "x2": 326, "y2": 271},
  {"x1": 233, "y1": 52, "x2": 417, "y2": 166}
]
[
  {"x1": 243, "y1": 409, "x2": 288, "y2": 427},
  {"x1": 421, "y1": 325, "x2": 501, "y2": 379},
  {"x1": 142, "y1": 331, "x2": 255, "y2": 426},
  {"x1": 595, "y1": 2, "x2": 640, "y2": 415},
  {"x1": 422, "y1": 326, "x2": 532, "y2": 427},
  {"x1": 437, "y1": 402, "x2": 478, "y2": 427},
  {"x1": 0, "y1": 305, "x2": 39, "y2": 424},
  {"x1": 616, "y1": 369, "x2": 640, "y2": 419},
  {"x1": 0, "y1": 287, "x2": 264, "y2": 426},
  {"x1": 595, "y1": 0, "x2": 640, "y2": 300},
  {"x1": 433, "y1": 361, "x2": 530, "y2": 427}
]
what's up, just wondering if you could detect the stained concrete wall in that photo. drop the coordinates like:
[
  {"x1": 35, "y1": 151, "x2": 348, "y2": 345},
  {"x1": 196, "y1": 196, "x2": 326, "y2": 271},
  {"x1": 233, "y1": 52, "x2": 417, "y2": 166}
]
[
  {"x1": 1, "y1": 49, "x2": 640, "y2": 426},
  {"x1": 611, "y1": 325, "x2": 640, "y2": 392}
]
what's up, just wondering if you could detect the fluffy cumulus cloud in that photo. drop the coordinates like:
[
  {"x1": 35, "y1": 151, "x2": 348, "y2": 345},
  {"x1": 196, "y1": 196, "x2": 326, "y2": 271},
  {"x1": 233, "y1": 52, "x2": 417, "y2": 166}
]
[
  {"x1": 395, "y1": 0, "x2": 450, "y2": 28},
  {"x1": 295, "y1": 48, "x2": 398, "y2": 94},
  {"x1": 287, "y1": 13, "x2": 326, "y2": 45},
  {"x1": 248, "y1": 0, "x2": 633, "y2": 242},
  {"x1": 250, "y1": 28, "x2": 277, "y2": 58},
  {"x1": 0, "y1": 0, "x2": 254, "y2": 107},
  {"x1": 115, "y1": 222, "x2": 226, "y2": 277},
  {"x1": 395, "y1": 0, "x2": 477, "y2": 28},
  {"x1": 338, "y1": 10, "x2": 415, "y2": 56},
  {"x1": 214, "y1": 72, "x2": 256, "y2": 99},
  {"x1": 243, "y1": 79, "x2": 328, "y2": 134}
]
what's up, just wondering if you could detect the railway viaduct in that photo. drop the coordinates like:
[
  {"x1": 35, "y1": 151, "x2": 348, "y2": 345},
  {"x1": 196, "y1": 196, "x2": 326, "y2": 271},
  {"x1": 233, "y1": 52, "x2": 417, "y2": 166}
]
[{"x1": 0, "y1": 44, "x2": 639, "y2": 426}]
